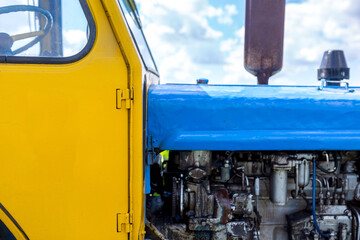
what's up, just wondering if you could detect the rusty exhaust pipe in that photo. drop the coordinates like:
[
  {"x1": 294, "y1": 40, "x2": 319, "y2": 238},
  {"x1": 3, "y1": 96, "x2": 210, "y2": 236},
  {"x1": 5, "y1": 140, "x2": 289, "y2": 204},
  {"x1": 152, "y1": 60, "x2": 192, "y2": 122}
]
[{"x1": 244, "y1": 0, "x2": 286, "y2": 85}]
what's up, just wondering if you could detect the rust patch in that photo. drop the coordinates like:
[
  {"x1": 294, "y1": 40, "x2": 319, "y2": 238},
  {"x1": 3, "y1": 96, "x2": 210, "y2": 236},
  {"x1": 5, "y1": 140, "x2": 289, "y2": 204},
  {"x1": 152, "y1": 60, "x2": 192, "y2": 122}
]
[{"x1": 214, "y1": 189, "x2": 231, "y2": 224}]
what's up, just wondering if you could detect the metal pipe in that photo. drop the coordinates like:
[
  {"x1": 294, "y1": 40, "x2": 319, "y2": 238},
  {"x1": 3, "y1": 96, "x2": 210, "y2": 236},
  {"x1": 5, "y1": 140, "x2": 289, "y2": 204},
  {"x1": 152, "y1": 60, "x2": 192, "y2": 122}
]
[
  {"x1": 254, "y1": 177, "x2": 260, "y2": 196},
  {"x1": 298, "y1": 160, "x2": 310, "y2": 187},
  {"x1": 146, "y1": 219, "x2": 168, "y2": 240},
  {"x1": 180, "y1": 174, "x2": 184, "y2": 218},
  {"x1": 270, "y1": 169, "x2": 288, "y2": 206},
  {"x1": 172, "y1": 177, "x2": 177, "y2": 218},
  {"x1": 309, "y1": 177, "x2": 323, "y2": 193},
  {"x1": 315, "y1": 174, "x2": 329, "y2": 191},
  {"x1": 254, "y1": 177, "x2": 261, "y2": 240},
  {"x1": 244, "y1": 0, "x2": 286, "y2": 84},
  {"x1": 295, "y1": 163, "x2": 299, "y2": 197},
  {"x1": 317, "y1": 151, "x2": 337, "y2": 174}
]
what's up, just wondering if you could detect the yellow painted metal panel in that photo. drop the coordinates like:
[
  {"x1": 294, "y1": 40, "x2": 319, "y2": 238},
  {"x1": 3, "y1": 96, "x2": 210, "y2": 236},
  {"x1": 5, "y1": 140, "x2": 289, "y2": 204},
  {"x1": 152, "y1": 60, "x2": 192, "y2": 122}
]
[
  {"x1": 100, "y1": 1, "x2": 160, "y2": 239},
  {"x1": 0, "y1": 0, "x2": 152, "y2": 239},
  {"x1": 0, "y1": 204, "x2": 28, "y2": 240}
]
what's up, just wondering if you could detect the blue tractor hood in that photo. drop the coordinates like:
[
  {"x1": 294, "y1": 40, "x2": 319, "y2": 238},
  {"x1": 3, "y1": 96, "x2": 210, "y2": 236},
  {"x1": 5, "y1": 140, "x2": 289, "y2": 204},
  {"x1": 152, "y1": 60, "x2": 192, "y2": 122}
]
[{"x1": 147, "y1": 84, "x2": 360, "y2": 151}]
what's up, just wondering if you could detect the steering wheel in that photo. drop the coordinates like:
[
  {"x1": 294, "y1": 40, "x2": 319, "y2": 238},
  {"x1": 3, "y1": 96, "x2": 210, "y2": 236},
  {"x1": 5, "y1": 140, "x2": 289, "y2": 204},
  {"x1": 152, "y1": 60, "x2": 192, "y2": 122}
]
[{"x1": 0, "y1": 5, "x2": 53, "y2": 55}]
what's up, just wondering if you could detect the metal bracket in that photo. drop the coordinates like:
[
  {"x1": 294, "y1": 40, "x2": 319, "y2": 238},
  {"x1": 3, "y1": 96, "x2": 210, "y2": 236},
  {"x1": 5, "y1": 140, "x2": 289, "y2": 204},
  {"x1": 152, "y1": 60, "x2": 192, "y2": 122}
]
[
  {"x1": 117, "y1": 213, "x2": 133, "y2": 233},
  {"x1": 146, "y1": 135, "x2": 157, "y2": 165},
  {"x1": 116, "y1": 88, "x2": 134, "y2": 109},
  {"x1": 318, "y1": 79, "x2": 354, "y2": 92}
]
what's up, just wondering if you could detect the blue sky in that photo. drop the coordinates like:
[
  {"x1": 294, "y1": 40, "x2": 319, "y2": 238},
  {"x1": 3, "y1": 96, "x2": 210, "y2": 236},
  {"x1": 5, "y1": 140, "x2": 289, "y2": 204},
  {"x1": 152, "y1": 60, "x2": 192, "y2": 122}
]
[{"x1": 137, "y1": 0, "x2": 360, "y2": 86}]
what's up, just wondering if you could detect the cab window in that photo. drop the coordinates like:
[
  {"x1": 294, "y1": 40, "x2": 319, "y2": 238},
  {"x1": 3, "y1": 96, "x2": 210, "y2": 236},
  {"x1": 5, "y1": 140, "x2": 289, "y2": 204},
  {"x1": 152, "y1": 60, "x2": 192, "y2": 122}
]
[
  {"x1": 0, "y1": 220, "x2": 16, "y2": 240},
  {"x1": 0, "y1": 0, "x2": 95, "y2": 62},
  {"x1": 118, "y1": 0, "x2": 158, "y2": 74}
]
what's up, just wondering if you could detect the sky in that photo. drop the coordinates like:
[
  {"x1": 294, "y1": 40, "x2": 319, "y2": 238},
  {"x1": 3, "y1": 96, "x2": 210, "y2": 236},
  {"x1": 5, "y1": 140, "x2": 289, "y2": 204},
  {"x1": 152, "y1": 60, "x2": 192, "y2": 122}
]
[{"x1": 137, "y1": 0, "x2": 360, "y2": 86}]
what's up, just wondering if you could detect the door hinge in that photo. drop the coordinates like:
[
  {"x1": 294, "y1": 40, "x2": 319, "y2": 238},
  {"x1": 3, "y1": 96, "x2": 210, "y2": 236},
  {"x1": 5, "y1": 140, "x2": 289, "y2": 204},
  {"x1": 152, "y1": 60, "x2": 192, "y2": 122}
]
[
  {"x1": 117, "y1": 213, "x2": 133, "y2": 233},
  {"x1": 116, "y1": 88, "x2": 134, "y2": 109}
]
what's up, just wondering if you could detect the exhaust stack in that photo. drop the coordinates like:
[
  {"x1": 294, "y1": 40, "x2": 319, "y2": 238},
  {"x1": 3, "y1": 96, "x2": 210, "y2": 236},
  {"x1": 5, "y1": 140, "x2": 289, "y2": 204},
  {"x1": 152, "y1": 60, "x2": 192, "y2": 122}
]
[{"x1": 244, "y1": 0, "x2": 286, "y2": 85}]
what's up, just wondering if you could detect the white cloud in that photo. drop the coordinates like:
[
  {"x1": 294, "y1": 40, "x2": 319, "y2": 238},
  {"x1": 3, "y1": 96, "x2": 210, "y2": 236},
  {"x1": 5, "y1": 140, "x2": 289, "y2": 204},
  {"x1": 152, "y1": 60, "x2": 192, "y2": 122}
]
[
  {"x1": 139, "y1": 0, "x2": 360, "y2": 86},
  {"x1": 63, "y1": 30, "x2": 87, "y2": 57},
  {"x1": 220, "y1": 27, "x2": 253, "y2": 84},
  {"x1": 218, "y1": 5, "x2": 238, "y2": 24},
  {"x1": 137, "y1": 0, "x2": 231, "y2": 83},
  {"x1": 205, "y1": 6, "x2": 223, "y2": 18},
  {"x1": 278, "y1": 0, "x2": 360, "y2": 85},
  {"x1": 222, "y1": 0, "x2": 360, "y2": 86},
  {"x1": 220, "y1": 38, "x2": 238, "y2": 52}
]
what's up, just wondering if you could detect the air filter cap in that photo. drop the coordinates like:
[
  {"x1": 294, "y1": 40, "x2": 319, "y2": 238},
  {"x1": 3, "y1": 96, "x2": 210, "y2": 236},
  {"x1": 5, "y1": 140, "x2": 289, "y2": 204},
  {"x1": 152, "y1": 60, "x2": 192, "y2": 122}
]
[{"x1": 318, "y1": 50, "x2": 349, "y2": 81}]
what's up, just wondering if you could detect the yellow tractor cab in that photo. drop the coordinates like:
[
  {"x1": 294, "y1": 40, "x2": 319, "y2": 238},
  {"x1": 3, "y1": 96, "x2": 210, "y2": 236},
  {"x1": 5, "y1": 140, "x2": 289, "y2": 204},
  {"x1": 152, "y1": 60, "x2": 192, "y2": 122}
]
[{"x1": 0, "y1": 0, "x2": 158, "y2": 239}]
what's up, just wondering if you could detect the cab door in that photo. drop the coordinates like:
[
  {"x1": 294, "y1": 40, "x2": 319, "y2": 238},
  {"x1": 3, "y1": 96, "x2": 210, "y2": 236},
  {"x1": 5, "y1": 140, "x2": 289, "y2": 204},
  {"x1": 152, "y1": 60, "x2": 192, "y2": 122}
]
[{"x1": 0, "y1": 0, "x2": 132, "y2": 239}]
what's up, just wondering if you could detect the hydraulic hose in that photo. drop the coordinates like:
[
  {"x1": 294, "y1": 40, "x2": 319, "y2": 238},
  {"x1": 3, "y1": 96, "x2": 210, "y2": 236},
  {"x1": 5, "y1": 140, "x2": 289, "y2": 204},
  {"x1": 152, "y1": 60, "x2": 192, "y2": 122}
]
[
  {"x1": 316, "y1": 151, "x2": 339, "y2": 174},
  {"x1": 316, "y1": 164, "x2": 335, "y2": 174},
  {"x1": 312, "y1": 160, "x2": 329, "y2": 238}
]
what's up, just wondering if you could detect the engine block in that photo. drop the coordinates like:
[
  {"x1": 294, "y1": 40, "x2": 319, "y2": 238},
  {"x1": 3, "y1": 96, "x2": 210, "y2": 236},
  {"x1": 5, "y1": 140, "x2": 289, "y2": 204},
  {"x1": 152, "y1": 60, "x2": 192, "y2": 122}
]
[{"x1": 147, "y1": 151, "x2": 360, "y2": 240}]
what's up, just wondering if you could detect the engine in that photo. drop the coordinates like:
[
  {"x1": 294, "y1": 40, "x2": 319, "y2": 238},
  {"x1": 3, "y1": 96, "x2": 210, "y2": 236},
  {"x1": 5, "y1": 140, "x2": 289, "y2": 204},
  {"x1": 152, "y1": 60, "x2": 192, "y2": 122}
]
[{"x1": 147, "y1": 151, "x2": 360, "y2": 240}]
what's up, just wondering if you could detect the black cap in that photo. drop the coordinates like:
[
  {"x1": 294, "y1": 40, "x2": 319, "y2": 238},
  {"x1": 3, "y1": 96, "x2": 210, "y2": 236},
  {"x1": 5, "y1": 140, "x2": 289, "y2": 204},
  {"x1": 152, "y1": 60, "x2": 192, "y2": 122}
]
[{"x1": 318, "y1": 50, "x2": 349, "y2": 81}]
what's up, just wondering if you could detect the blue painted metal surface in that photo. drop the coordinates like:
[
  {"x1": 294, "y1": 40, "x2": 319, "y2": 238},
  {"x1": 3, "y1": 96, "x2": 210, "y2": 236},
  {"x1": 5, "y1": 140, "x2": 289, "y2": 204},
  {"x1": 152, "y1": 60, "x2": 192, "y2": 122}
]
[{"x1": 147, "y1": 84, "x2": 360, "y2": 151}]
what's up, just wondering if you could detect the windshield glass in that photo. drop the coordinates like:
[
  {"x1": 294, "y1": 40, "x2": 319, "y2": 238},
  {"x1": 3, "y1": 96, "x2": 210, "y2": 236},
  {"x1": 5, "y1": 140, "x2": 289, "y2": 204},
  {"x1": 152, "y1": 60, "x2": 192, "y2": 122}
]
[
  {"x1": 0, "y1": 0, "x2": 92, "y2": 58},
  {"x1": 118, "y1": 0, "x2": 158, "y2": 73}
]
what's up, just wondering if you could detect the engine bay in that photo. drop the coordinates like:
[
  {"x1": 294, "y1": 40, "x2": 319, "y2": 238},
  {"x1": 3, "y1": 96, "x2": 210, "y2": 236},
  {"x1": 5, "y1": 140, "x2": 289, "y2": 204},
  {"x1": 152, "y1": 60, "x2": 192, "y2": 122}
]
[{"x1": 146, "y1": 151, "x2": 360, "y2": 240}]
